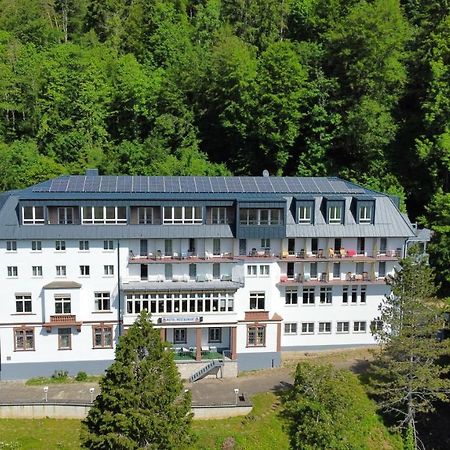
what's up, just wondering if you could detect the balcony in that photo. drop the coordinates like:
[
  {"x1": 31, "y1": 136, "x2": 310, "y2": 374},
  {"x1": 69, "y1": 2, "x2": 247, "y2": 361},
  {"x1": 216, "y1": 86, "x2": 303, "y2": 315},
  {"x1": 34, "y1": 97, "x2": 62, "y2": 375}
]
[
  {"x1": 43, "y1": 314, "x2": 82, "y2": 331},
  {"x1": 278, "y1": 273, "x2": 386, "y2": 287}
]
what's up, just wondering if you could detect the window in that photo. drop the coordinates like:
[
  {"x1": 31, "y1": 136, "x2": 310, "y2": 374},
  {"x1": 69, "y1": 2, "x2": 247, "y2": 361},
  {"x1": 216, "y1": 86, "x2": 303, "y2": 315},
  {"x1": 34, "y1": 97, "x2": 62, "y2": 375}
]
[
  {"x1": 79, "y1": 240, "x2": 89, "y2": 251},
  {"x1": 247, "y1": 325, "x2": 265, "y2": 347},
  {"x1": 31, "y1": 240, "x2": 42, "y2": 251},
  {"x1": 360, "y1": 286, "x2": 367, "y2": 304},
  {"x1": 189, "y1": 263, "x2": 197, "y2": 279},
  {"x1": 310, "y1": 262, "x2": 318, "y2": 279},
  {"x1": 357, "y1": 237, "x2": 365, "y2": 255},
  {"x1": 370, "y1": 320, "x2": 383, "y2": 333},
  {"x1": 57, "y1": 207, "x2": 74, "y2": 224},
  {"x1": 174, "y1": 328, "x2": 187, "y2": 344},
  {"x1": 284, "y1": 322, "x2": 298, "y2": 335},
  {"x1": 351, "y1": 286, "x2": 358, "y2": 303},
  {"x1": 164, "y1": 239, "x2": 173, "y2": 256},
  {"x1": 353, "y1": 321, "x2": 367, "y2": 333},
  {"x1": 301, "y1": 322, "x2": 314, "y2": 334},
  {"x1": 249, "y1": 292, "x2": 265, "y2": 310},
  {"x1": 32, "y1": 266, "x2": 42, "y2": 277},
  {"x1": 14, "y1": 327, "x2": 34, "y2": 351},
  {"x1": 333, "y1": 262, "x2": 341, "y2": 279},
  {"x1": 58, "y1": 328, "x2": 71, "y2": 350},
  {"x1": 327, "y1": 203, "x2": 343, "y2": 224},
  {"x1": 55, "y1": 295, "x2": 71, "y2": 314},
  {"x1": 239, "y1": 209, "x2": 282, "y2": 225},
  {"x1": 6, "y1": 240, "x2": 17, "y2": 251},
  {"x1": 261, "y1": 238, "x2": 270, "y2": 249},
  {"x1": 7, "y1": 266, "x2": 18, "y2": 277},
  {"x1": 247, "y1": 265, "x2": 257, "y2": 276},
  {"x1": 163, "y1": 206, "x2": 202, "y2": 224},
  {"x1": 358, "y1": 202, "x2": 374, "y2": 224},
  {"x1": 104, "y1": 265, "x2": 114, "y2": 276},
  {"x1": 302, "y1": 287, "x2": 315, "y2": 305},
  {"x1": 213, "y1": 238, "x2": 221, "y2": 255},
  {"x1": 208, "y1": 327, "x2": 222, "y2": 343},
  {"x1": 319, "y1": 322, "x2": 332, "y2": 333},
  {"x1": 138, "y1": 207, "x2": 153, "y2": 224},
  {"x1": 378, "y1": 261, "x2": 386, "y2": 278},
  {"x1": 356, "y1": 262, "x2": 364, "y2": 275},
  {"x1": 55, "y1": 240, "x2": 66, "y2": 251},
  {"x1": 337, "y1": 321, "x2": 350, "y2": 333},
  {"x1": 22, "y1": 206, "x2": 44, "y2": 224},
  {"x1": 259, "y1": 265, "x2": 270, "y2": 276},
  {"x1": 380, "y1": 237, "x2": 387, "y2": 254},
  {"x1": 104, "y1": 240, "x2": 114, "y2": 250},
  {"x1": 286, "y1": 289, "x2": 298, "y2": 305},
  {"x1": 81, "y1": 206, "x2": 127, "y2": 224},
  {"x1": 298, "y1": 204, "x2": 313, "y2": 224},
  {"x1": 213, "y1": 263, "x2": 220, "y2": 279},
  {"x1": 342, "y1": 286, "x2": 349, "y2": 304},
  {"x1": 80, "y1": 265, "x2": 90, "y2": 276},
  {"x1": 15, "y1": 294, "x2": 32, "y2": 313},
  {"x1": 56, "y1": 265, "x2": 66, "y2": 277},
  {"x1": 165, "y1": 263, "x2": 173, "y2": 280},
  {"x1": 319, "y1": 287, "x2": 332, "y2": 304},
  {"x1": 95, "y1": 292, "x2": 111, "y2": 311},
  {"x1": 93, "y1": 326, "x2": 113, "y2": 348},
  {"x1": 211, "y1": 207, "x2": 227, "y2": 224}
]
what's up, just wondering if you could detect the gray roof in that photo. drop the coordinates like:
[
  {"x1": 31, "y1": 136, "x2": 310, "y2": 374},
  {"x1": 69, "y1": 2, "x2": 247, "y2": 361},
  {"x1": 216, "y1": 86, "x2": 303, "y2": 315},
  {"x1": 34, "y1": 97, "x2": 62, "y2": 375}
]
[
  {"x1": 0, "y1": 174, "x2": 416, "y2": 239},
  {"x1": 122, "y1": 281, "x2": 241, "y2": 292},
  {"x1": 43, "y1": 281, "x2": 82, "y2": 289}
]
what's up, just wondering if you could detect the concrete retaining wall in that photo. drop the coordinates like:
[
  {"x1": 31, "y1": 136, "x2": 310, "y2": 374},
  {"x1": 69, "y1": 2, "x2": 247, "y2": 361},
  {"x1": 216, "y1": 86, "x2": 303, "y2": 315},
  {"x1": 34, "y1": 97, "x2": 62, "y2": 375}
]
[
  {"x1": 0, "y1": 402, "x2": 251, "y2": 420},
  {"x1": 176, "y1": 360, "x2": 238, "y2": 380}
]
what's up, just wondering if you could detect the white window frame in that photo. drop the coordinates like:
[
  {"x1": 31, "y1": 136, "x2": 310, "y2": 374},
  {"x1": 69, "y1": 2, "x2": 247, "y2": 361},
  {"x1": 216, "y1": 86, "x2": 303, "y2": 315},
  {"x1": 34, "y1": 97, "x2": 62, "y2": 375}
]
[
  {"x1": 302, "y1": 287, "x2": 315, "y2": 305},
  {"x1": 285, "y1": 289, "x2": 298, "y2": 305},
  {"x1": 22, "y1": 206, "x2": 44, "y2": 225},
  {"x1": 337, "y1": 321, "x2": 350, "y2": 333},
  {"x1": 247, "y1": 265, "x2": 257, "y2": 276},
  {"x1": 163, "y1": 206, "x2": 202, "y2": 224},
  {"x1": 54, "y1": 295, "x2": 71, "y2": 314},
  {"x1": 79, "y1": 240, "x2": 89, "y2": 251},
  {"x1": 259, "y1": 265, "x2": 270, "y2": 276},
  {"x1": 318, "y1": 322, "x2": 332, "y2": 334},
  {"x1": 81, "y1": 206, "x2": 127, "y2": 224},
  {"x1": 56, "y1": 265, "x2": 66, "y2": 277},
  {"x1": 211, "y1": 207, "x2": 227, "y2": 224},
  {"x1": 80, "y1": 265, "x2": 90, "y2": 277},
  {"x1": 104, "y1": 265, "x2": 114, "y2": 276},
  {"x1": 57, "y1": 207, "x2": 74, "y2": 224},
  {"x1": 298, "y1": 205, "x2": 312, "y2": 223},
  {"x1": 94, "y1": 292, "x2": 111, "y2": 311},
  {"x1": 7, "y1": 266, "x2": 18, "y2": 277},
  {"x1": 359, "y1": 205, "x2": 372, "y2": 224},
  {"x1": 319, "y1": 287, "x2": 332, "y2": 305},
  {"x1": 15, "y1": 294, "x2": 32, "y2": 313},
  {"x1": 103, "y1": 240, "x2": 114, "y2": 251},
  {"x1": 284, "y1": 322, "x2": 298, "y2": 335},
  {"x1": 301, "y1": 322, "x2": 314, "y2": 334},
  {"x1": 353, "y1": 321, "x2": 367, "y2": 333},
  {"x1": 328, "y1": 205, "x2": 342, "y2": 224},
  {"x1": 55, "y1": 240, "x2": 66, "y2": 251},
  {"x1": 32, "y1": 266, "x2": 43, "y2": 277},
  {"x1": 249, "y1": 292, "x2": 265, "y2": 310}
]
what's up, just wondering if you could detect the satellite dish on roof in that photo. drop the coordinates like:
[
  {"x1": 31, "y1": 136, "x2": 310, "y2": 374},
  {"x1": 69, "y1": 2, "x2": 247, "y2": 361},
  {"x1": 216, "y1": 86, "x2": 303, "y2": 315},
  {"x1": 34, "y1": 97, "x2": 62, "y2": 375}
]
[{"x1": 262, "y1": 169, "x2": 269, "y2": 177}]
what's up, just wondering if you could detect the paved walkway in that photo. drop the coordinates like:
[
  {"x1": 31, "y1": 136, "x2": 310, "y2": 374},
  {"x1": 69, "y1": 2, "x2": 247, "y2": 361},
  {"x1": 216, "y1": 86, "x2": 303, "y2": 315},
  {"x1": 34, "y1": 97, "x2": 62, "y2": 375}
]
[{"x1": 0, "y1": 348, "x2": 373, "y2": 406}]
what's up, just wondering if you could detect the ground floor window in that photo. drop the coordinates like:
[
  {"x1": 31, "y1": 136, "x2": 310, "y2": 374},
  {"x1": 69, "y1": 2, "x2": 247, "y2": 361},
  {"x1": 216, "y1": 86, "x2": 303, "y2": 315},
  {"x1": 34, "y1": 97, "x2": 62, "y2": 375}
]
[
  {"x1": 208, "y1": 327, "x2": 222, "y2": 343},
  {"x1": 337, "y1": 321, "x2": 350, "y2": 333},
  {"x1": 284, "y1": 323, "x2": 298, "y2": 335},
  {"x1": 301, "y1": 322, "x2": 314, "y2": 334},
  {"x1": 174, "y1": 328, "x2": 187, "y2": 344},
  {"x1": 353, "y1": 321, "x2": 367, "y2": 333},
  {"x1": 318, "y1": 322, "x2": 332, "y2": 334},
  {"x1": 93, "y1": 325, "x2": 113, "y2": 348},
  {"x1": 14, "y1": 327, "x2": 34, "y2": 351},
  {"x1": 58, "y1": 328, "x2": 72, "y2": 350},
  {"x1": 247, "y1": 325, "x2": 266, "y2": 347}
]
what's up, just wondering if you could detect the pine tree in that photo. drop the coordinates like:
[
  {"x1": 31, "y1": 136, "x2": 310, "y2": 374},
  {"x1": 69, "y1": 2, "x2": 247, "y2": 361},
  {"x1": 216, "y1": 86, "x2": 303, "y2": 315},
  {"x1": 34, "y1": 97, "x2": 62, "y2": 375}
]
[
  {"x1": 369, "y1": 249, "x2": 450, "y2": 450},
  {"x1": 81, "y1": 311, "x2": 193, "y2": 449}
]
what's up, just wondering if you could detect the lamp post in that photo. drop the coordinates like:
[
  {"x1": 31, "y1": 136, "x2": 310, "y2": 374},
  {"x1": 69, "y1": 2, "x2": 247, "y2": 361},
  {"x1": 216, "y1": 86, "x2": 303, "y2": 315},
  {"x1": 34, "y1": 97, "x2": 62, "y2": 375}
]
[
  {"x1": 89, "y1": 387, "x2": 95, "y2": 403},
  {"x1": 234, "y1": 388, "x2": 239, "y2": 406},
  {"x1": 43, "y1": 386, "x2": 48, "y2": 403}
]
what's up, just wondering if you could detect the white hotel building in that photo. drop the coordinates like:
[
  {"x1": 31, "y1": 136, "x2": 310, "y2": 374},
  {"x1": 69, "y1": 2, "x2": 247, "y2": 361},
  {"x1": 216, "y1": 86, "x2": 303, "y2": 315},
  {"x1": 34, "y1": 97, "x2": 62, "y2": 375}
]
[{"x1": 0, "y1": 171, "x2": 427, "y2": 380}]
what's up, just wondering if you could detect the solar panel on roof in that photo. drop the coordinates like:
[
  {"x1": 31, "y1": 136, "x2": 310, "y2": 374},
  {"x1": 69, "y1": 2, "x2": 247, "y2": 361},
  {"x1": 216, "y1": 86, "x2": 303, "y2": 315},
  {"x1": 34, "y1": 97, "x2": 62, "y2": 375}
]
[
  {"x1": 99, "y1": 176, "x2": 117, "y2": 192},
  {"x1": 66, "y1": 176, "x2": 84, "y2": 192},
  {"x1": 210, "y1": 177, "x2": 227, "y2": 193},
  {"x1": 285, "y1": 178, "x2": 306, "y2": 193},
  {"x1": 255, "y1": 177, "x2": 274, "y2": 193},
  {"x1": 270, "y1": 178, "x2": 289, "y2": 192},
  {"x1": 240, "y1": 177, "x2": 258, "y2": 192},
  {"x1": 50, "y1": 178, "x2": 69, "y2": 192},
  {"x1": 148, "y1": 177, "x2": 165, "y2": 192},
  {"x1": 164, "y1": 177, "x2": 181, "y2": 192},
  {"x1": 179, "y1": 177, "x2": 196, "y2": 193},
  {"x1": 116, "y1": 176, "x2": 132, "y2": 192},
  {"x1": 225, "y1": 178, "x2": 244, "y2": 193},
  {"x1": 133, "y1": 176, "x2": 148, "y2": 192},
  {"x1": 84, "y1": 177, "x2": 101, "y2": 192},
  {"x1": 195, "y1": 177, "x2": 212, "y2": 192}
]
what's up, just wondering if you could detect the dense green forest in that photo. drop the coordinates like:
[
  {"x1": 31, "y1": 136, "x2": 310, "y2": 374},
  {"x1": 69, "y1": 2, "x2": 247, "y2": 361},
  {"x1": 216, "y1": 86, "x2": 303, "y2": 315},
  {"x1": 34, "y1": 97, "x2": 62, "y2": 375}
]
[{"x1": 0, "y1": 0, "x2": 449, "y2": 292}]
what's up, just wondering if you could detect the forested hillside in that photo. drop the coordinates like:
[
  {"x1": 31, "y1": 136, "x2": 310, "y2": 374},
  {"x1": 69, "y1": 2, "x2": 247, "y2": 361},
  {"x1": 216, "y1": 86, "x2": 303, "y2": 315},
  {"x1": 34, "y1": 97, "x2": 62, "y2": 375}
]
[{"x1": 1, "y1": 0, "x2": 449, "y2": 291}]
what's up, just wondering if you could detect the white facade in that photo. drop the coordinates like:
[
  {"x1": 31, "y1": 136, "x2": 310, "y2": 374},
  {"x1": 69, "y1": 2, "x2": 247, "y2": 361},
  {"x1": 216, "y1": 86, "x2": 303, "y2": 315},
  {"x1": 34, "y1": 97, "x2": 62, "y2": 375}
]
[{"x1": 0, "y1": 174, "x2": 423, "y2": 379}]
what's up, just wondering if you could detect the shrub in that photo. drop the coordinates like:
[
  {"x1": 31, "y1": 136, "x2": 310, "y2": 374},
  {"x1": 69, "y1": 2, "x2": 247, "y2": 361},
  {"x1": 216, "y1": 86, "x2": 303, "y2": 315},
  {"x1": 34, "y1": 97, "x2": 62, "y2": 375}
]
[
  {"x1": 75, "y1": 371, "x2": 88, "y2": 381},
  {"x1": 51, "y1": 370, "x2": 68, "y2": 381}
]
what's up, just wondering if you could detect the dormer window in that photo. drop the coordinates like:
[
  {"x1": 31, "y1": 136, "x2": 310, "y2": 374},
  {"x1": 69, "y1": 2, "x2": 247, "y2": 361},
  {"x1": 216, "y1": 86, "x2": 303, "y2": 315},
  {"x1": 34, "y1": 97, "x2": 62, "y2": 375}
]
[
  {"x1": 357, "y1": 201, "x2": 374, "y2": 224},
  {"x1": 22, "y1": 206, "x2": 44, "y2": 225},
  {"x1": 328, "y1": 204, "x2": 343, "y2": 224},
  {"x1": 297, "y1": 201, "x2": 314, "y2": 224},
  {"x1": 57, "y1": 207, "x2": 74, "y2": 224}
]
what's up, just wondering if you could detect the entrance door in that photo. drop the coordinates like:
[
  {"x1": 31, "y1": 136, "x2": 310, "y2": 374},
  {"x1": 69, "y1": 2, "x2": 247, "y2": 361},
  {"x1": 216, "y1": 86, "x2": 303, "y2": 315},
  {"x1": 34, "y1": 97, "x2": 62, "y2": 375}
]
[
  {"x1": 288, "y1": 239, "x2": 295, "y2": 255},
  {"x1": 140, "y1": 239, "x2": 148, "y2": 257}
]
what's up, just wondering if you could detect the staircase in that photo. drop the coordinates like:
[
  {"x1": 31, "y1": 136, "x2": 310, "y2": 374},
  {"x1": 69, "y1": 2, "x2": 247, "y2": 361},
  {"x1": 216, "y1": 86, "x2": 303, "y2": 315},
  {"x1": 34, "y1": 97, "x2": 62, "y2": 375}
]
[{"x1": 189, "y1": 359, "x2": 224, "y2": 382}]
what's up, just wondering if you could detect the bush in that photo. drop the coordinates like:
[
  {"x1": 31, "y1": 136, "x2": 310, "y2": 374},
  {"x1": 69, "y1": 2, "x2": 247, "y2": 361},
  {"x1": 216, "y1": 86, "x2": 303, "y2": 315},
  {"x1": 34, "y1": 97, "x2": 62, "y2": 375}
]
[
  {"x1": 51, "y1": 370, "x2": 68, "y2": 381},
  {"x1": 75, "y1": 371, "x2": 88, "y2": 381}
]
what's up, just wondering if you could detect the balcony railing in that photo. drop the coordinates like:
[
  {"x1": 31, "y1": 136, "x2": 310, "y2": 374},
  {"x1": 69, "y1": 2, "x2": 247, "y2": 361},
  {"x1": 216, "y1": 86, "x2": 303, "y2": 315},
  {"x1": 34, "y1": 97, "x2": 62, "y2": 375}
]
[{"x1": 43, "y1": 314, "x2": 82, "y2": 331}]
